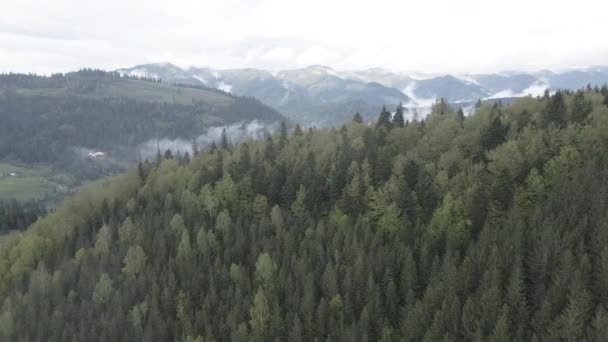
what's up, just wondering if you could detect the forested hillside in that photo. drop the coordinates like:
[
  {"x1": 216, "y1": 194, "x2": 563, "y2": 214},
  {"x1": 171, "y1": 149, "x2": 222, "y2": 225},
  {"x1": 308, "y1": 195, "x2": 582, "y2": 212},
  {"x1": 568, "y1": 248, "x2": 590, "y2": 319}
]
[
  {"x1": 0, "y1": 70, "x2": 283, "y2": 203},
  {"x1": 2, "y1": 87, "x2": 608, "y2": 341},
  {"x1": 0, "y1": 70, "x2": 282, "y2": 166}
]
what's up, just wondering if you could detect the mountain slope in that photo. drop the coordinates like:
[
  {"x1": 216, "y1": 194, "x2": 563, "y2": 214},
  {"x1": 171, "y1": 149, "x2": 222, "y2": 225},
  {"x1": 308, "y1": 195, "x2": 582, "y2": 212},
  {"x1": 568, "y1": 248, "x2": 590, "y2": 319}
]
[
  {"x1": 119, "y1": 64, "x2": 409, "y2": 125},
  {"x1": 410, "y1": 75, "x2": 489, "y2": 102},
  {"x1": 0, "y1": 70, "x2": 284, "y2": 202},
  {"x1": 118, "y1": 63, "x2": 608, "y2": 125},
  {"x1": 2, "y1": 88, "x2": 608, "y2": 340}
]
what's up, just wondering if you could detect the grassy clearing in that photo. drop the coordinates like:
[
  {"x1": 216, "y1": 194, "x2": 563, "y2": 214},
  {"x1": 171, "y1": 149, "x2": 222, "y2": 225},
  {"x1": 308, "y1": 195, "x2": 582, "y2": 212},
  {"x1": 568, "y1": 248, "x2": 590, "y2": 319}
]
[{"x1": 0, "y1": 162, "x2": 65, "y2": 201}]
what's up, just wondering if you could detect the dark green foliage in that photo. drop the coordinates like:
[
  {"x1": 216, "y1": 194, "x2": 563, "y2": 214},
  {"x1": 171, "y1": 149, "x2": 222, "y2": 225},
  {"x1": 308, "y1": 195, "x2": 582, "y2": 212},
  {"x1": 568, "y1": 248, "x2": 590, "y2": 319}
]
[
  {"x1": 393, "y1": 103, "x2": 405, "y2": 128},
  {"x1": 2, "y1": 89, "x2": 608, "y2": 341},
  {"x1": 571, "y1": 90, "x2": 592, "y2": 123},
  {"x1": 481, "y1": 114, "x2": 507, "y2": 154},
  {"x1": 352, "y1": 112, "x2": 364, "y2": 123},
  {"x1": 376, "y1": 105, "x2": 392, "y2": 130},
  {"x1": 543, "y1": 90, "x2": 567, "y2": 127},
  {"x1": 293, "y1": 124, "x2": 303, "y2": 137},
  {"x1": 457, "y1": 107, "x2": 465, "y2": 127},
  {"x1": 0, "y1": 198, "x2": 46, "y2": 233}
]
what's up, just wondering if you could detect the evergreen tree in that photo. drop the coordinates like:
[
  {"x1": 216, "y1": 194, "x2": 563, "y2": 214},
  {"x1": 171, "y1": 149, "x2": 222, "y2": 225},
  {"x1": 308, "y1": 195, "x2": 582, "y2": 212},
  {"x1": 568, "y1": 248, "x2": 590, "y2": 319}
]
[
  {"x1": 376, "y1": 106, "x2": 392, "y2": 130},
  {"x1": 221, "y1": 128, "x2": 230, "y2": 150},
  {"x1": 571, "y1": 91, "x2": 592, "y2": 123},
  {"x1": 543, "y1": 91, "x2": 567, "y2": 127},
  {"x1": 3, "y1": 89, "x2": 608, "y2": 341},
  {"x1": 353, "y1": 112, "x2": 364, "y2": 124},
  {"x1": 457, "y1": 107, "x2": 465, "y2": 127},
  {"x1": 393, "y1": 103, "x2": 405, "y2": 128},
  {"x1": 280, "y1": 121, "x2": 288, "y2": 147},
  {"x1": 293, "y1": 124, "x2": 303, "y2": 137}
]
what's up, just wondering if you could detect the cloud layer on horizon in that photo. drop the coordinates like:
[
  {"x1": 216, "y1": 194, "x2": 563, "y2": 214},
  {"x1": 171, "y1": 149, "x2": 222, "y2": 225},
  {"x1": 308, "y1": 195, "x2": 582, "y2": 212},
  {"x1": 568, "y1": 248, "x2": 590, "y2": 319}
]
[{"x1": 1, "y1": 0, "x2": 607, "y2": 75}]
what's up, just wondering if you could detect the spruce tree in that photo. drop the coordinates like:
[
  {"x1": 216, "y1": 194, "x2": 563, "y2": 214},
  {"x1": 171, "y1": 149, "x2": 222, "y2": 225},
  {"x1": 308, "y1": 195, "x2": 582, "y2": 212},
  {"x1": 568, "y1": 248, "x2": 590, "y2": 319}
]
[
  {"x1": 393, "y1": 103, "x2": 405, "y2": 128},
  {"x1": 221, "y1": 128, "x2": 229, "y2": 149},
  {"x1": 457, "y1": 107, "x2": 465, "y2": 127},
  {"x1": 376, "y1": 106, "x2": 392, "y2": 130},
  {"x1": 353, "y1": 112, "x2": 364, "y2": 123},
  {"x1": 543, "y1": 91, "x2": 567, "y2": 127},
  {"x1": 571, "y1": 91, "x2": 591, "y2": 123}
]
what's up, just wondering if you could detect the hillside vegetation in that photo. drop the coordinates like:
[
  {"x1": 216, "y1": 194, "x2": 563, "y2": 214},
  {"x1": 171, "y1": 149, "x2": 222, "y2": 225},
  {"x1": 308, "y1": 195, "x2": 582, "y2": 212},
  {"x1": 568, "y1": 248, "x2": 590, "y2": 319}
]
[
  {"x1": 0, "y1": 70, "x2": 284, "y2": 203},
  {"x1": 1, "y1": 88, "x2": 608, "y2": 341}
]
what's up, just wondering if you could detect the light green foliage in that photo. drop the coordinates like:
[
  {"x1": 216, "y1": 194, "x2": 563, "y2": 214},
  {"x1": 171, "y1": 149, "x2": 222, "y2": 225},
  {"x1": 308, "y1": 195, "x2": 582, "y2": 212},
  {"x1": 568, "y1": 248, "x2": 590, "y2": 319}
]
[
  {"x1": 94, "y1": 224, "x2": 111, "y2": 256},
  {"x1": 229, "y1": 263, "x2": 242, "y2": 286},
  {"x1": 544, "y1": 146, "x2": 582, "y2": 185},
  {"x1": 122, "y1": 245, "x2": 147, "y2": 278},
  {"x1": 270, "y1": 205, "x2": 283, "y2": 230},
  {"x1": 170, "y1": 214, "x2": 186, "y2": 236},
  {"x1": 92, "y1": 273, "x2": 114, "y2": 304},
  {"x1": 199, "y1": 184, "x2": 218, "y2": 218},
  {"x1": 177, "y1": 230, "x2": 192, "y2": 261},
  {"x1": 516, "y1": 169, "x2": 545, "y2": 215},
  {"x1": 329, "y1": 294, "x2": 344, "y2": 322},
  {"x1": 427, "y1": 193, "x2": 470, "y2": 251},
  {"x1": 215, "y1": 174, "x2": 238, "y2": 209},
  {"x1": 130, "y1": 301, "x2": 148, "y2": 329},
  {"x1": 253, "y1": 195, "x2": 268, "y2": 220},
  {"x1": 0, "y1": 162, "x2": 67, "y2": 202},
  {"x1": 291, "y1": 185, "x2": 307, "y2": 219},
  {"x1": 215, "y1": 209, "x2": 232, "y2": 236},
  {"x1": 118, "y1": 217, "x2": 140, "y2": 246},
  {"x1": 255, "y1": 253, "x2": 276, "y2": 290},
  {"x1": 377, "y1": 204, "x2": 401, "y2": 234},
  {"x1": 329, "y1": 207, "x2": 349, "y2": 231},
  {"x1": 249, "y1": 289, "x2": 270, "y2": 339}
]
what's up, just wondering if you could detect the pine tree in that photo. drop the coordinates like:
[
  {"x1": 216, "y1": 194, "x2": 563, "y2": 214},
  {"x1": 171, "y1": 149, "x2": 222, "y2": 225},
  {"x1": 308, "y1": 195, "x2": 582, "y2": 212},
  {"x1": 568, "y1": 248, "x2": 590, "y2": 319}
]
[
  {"x1": 393, "y1": 103, "x2": 405, "y2": 128},
  {"x1": 571, "y1": 91, "x2": 592, "y2": 123},
  {"x1": 481, "y1": 115, "x2": 506, "y2": 153},
  {"x1": 279, "y1": 121, "x2": 288, "y2": 147},
  {"x1": 457, "y1": 107, "x2": 465, "y2": 127},
  {"x1": 293, "y1": 124, "x2": 303, "y2": 137},
  {"x1": 376, "y1": 106, "x2": 392, "y2": 130},
  {"x1": 250, "y1": 289, "x2": 270, "y2": 341},
  {"x1": 543, "y1": 91, "x2": 567, "y2": 127},
  {"x1": 191, "y1": 138, "x2": 199, "y2": 156},
  {"x1": 490, "y1": 305, "x2": 511, "y2": 342},
  {"x1": 221, "y1": 128, "x2": 229, "y2": 149},
  {"x1": 353, "y1": 112, "x2": 364, "y2": 123},
  {"x1": 263, "y1": 135, "x2": 275, "y2": 162}
]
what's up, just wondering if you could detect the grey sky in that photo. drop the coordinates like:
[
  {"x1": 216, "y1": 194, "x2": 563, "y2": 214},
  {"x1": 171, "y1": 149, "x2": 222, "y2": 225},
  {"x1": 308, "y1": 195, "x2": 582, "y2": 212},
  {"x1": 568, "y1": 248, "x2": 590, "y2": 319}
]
[{"x1": 1, "y1": 0, "x2": 607, "y2": 74}]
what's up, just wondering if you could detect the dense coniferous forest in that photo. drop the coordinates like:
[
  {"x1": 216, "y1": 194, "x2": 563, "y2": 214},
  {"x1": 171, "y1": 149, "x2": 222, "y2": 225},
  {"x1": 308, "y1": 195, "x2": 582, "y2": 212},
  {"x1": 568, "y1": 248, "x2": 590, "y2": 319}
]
[
  {"x1": 2, "y1": 87, "x2": 608, "y2": 341},
  {"x1": 0, "y1": 199, "x2": 47, "y2": 233}
]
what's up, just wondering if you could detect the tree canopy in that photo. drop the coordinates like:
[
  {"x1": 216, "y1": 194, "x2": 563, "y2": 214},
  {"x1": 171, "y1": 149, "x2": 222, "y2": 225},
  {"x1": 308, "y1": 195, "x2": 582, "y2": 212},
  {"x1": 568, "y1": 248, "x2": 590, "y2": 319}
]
[{"x1": 2, "y1": 87, "x2": 608, "y2": 341}]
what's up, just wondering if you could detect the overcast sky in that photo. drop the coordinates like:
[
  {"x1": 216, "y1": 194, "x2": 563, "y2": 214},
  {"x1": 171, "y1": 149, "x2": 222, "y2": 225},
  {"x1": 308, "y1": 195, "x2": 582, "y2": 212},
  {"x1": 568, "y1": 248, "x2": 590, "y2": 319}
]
[{"x1": 1, "y1": 0, "x2": 607, "y2": 74}]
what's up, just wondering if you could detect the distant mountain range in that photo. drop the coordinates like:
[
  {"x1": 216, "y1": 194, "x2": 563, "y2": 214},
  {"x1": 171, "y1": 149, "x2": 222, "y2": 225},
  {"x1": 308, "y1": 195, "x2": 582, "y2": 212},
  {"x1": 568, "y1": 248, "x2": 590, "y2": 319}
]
[{"x1": 117, "y1": 63, "x2": 608, "y2": 126}]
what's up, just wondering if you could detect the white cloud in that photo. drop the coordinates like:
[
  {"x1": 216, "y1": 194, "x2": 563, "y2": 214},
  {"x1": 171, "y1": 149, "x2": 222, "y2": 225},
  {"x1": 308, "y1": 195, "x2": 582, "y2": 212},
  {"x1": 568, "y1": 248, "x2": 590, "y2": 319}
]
[
  {"x1": 1, "y1": 0, "x2": 608, "y2": 74},
  {"x1": 485, "y1": 82, "x2": 549, "y2": 99},
  {"x1": 217, "y1": 82, "x2": 233, "y2": 93}
]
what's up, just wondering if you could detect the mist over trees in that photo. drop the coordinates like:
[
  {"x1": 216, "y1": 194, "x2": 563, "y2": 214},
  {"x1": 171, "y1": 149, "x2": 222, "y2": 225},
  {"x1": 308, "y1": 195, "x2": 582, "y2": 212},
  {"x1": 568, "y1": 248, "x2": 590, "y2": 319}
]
[
  {"x1": 0, "y1": 71, "x2": 283, "y2": 183},
  {"x1": 1, "y1": 86, "x2": 608, "y2": 341}
]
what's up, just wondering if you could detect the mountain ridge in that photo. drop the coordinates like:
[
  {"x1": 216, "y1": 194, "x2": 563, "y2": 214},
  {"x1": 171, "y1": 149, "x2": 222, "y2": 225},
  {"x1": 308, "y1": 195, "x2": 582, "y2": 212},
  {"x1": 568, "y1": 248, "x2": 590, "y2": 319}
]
[{"x1": 117, "y1": 63, "x2": 608, "y2": 125}]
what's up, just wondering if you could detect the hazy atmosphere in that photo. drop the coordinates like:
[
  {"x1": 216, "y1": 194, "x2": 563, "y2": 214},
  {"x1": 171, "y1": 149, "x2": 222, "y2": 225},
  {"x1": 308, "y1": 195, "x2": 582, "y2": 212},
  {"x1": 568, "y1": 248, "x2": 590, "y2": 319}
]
[
  {"x1": 2, "y1": 0, "x2": 607, "y2": 74},
  {"x1": 3, "y1": 1, "x2": 608, "y2": 341}
]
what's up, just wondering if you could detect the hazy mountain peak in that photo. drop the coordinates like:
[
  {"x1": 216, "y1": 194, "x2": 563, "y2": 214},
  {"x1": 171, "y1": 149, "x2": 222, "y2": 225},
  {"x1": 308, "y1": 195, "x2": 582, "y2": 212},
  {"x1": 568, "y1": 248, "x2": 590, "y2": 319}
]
[{"x1": 116, "y1": 62, "x2": 608, "y2": 125}]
